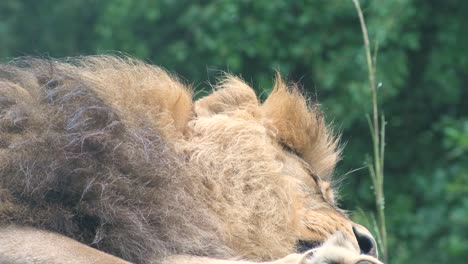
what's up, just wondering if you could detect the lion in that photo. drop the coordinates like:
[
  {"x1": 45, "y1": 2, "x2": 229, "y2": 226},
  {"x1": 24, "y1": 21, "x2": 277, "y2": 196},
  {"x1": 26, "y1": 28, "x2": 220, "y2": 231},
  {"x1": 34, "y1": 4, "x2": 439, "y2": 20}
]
[{"x1": 0, "y1": 56, "x2": 381, "y2": 264}]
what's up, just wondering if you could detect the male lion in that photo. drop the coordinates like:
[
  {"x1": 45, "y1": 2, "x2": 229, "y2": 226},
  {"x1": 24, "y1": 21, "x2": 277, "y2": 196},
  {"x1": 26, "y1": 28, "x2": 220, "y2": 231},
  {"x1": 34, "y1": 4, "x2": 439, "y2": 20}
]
[{"x1": 0, "y1": 57, "x2": 382, "y2": 264}]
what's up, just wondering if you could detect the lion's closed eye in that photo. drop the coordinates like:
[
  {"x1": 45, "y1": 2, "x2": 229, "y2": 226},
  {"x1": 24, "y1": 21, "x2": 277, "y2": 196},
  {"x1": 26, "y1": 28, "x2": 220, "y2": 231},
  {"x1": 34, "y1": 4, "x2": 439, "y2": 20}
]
[{"x1": 281, "y1": 143, "x2": 336, "y2": 205}]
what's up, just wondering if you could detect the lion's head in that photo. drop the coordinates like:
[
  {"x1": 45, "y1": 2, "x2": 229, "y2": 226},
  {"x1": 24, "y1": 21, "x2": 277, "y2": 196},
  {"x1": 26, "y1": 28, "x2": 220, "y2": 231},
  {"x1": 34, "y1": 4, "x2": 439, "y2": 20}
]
[{"x1": 165, "y1": 74, "x2": 378, "y2": 260}]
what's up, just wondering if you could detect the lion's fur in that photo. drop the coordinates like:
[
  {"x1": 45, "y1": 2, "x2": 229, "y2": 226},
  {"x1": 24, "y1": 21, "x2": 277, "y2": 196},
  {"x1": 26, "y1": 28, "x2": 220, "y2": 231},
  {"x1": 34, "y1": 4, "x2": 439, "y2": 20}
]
[{"x1": 0, "y1": 56, "x2": 354, "y2": 263}]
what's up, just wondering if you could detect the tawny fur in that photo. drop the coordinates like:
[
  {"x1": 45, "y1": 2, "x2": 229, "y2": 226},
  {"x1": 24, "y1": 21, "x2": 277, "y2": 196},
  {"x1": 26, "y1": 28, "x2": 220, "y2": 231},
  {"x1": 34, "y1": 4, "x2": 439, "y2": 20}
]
[
  {"x1": 261, "y1": 75, "x2": 339, "y2": 179},
  {"x1": 0, "y1": 56, "x2": 358, "y2": 263}
]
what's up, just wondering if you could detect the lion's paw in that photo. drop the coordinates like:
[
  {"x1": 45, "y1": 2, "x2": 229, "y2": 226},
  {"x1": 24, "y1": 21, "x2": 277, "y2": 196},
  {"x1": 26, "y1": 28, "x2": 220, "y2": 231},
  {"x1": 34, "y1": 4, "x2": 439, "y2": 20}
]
[
  {"x1": 270, "y1": 253, "x2": 307, "y2": 264},
  {"x1": 271, "y1": 249, "x2": 382, "y2": 264},
  {"x1": 271, "y1": 232, "x2": 383, "y2": 264}
]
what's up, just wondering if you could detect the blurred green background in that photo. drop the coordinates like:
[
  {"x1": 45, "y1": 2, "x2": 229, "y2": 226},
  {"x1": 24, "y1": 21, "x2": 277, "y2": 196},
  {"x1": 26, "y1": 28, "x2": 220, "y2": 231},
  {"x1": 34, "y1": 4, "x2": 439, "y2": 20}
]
[{"x1": 1, "y1": 0, "x2": 467, "y2": 263}]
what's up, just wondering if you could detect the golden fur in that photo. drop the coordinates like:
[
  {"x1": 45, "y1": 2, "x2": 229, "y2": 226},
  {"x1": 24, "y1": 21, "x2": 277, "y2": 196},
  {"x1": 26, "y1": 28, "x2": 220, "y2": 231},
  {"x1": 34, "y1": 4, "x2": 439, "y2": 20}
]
[
  {"x1": 0, "y1": 56, "x2": 379, "y2": 263},
  {"x1": 0, "y1": 226, "x2": 130, "y2": 264}
]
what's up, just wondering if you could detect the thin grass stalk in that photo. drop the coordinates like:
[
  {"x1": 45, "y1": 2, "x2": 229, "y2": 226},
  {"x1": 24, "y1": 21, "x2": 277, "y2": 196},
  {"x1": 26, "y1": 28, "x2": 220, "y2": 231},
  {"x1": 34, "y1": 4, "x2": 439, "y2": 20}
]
[{"x1": 351, "y1": 0, "x2": 388, "y2": 262}]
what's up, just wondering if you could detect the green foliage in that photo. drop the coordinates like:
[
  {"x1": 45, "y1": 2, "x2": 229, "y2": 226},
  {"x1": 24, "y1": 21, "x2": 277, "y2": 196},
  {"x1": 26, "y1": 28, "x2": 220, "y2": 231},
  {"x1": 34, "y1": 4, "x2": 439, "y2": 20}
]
[{"x1": 1, "y1": 0, "x2": 467, "y2": 263}]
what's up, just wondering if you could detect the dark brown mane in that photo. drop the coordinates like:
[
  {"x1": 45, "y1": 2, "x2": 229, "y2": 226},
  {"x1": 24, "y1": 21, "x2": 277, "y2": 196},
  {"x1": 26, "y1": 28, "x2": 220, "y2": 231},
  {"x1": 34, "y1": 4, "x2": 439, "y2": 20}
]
[{"x1": 0, "y1": 57, "x2": 227, "y2": 263}]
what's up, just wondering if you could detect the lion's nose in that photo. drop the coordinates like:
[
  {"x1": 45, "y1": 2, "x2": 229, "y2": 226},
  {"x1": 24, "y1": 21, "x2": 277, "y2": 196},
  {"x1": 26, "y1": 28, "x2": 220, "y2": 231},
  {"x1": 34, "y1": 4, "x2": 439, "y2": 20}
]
[{"x1": 352, "y1": 224, "x2": 378, "y2": 257}]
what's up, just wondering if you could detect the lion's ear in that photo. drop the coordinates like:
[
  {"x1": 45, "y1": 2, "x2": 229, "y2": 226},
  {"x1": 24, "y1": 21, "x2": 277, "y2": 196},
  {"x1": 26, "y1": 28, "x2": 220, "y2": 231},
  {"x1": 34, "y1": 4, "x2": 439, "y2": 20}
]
[
  {"x1": 194, "y1": 76, "x2": 259, "y2": 117},
  {"x1": 261, "y1": 74, "x2": 340, "y2": 178}
]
